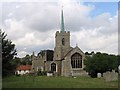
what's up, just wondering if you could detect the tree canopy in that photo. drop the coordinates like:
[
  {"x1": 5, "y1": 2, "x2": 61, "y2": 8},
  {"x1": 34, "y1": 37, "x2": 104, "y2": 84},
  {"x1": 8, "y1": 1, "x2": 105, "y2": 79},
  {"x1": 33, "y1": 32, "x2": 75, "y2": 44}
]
[
  {"x1": 20, "y1": 54, "x2": 32, "y2": 65},
  {"x1": 84, "y1": 52, "x2": 118, "y2": 77},
  {"x1": 1, "y1": 30, "x2": 17, "y2": 77}
]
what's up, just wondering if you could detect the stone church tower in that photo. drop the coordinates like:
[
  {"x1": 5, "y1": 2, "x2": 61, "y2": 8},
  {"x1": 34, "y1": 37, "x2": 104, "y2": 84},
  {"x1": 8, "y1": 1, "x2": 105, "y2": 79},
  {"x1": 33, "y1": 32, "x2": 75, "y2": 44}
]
[
  {"x1": 53, "y1": 9, "x2": 71, "y2": 76},
  {"x1": 31, "y1": 9, "x2": 88, "y2": 77},
  {"x1": 54, "y1": 9, "x2": 70, "y2": 61}
]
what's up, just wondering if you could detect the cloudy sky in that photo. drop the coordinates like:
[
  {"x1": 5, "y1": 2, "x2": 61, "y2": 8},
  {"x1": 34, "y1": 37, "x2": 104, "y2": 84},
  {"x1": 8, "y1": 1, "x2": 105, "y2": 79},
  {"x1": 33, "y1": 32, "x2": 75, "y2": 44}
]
[{"x1": 1, "y1": 0, "x2": 118, "y2": 57}]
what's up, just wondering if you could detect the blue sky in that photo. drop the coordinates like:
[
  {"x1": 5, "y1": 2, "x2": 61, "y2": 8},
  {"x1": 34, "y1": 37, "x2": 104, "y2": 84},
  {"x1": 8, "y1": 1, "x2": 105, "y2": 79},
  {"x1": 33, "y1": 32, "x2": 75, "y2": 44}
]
[{"x1": 83, "y1": 2, "x2": 118, "y2": 17}]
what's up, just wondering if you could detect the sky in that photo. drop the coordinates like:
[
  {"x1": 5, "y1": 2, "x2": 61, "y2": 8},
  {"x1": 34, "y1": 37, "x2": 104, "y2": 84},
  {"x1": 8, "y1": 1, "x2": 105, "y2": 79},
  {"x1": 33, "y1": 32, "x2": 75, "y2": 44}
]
[{"x1": 1, "y1": 0, "x2": 118, "y2": 57}]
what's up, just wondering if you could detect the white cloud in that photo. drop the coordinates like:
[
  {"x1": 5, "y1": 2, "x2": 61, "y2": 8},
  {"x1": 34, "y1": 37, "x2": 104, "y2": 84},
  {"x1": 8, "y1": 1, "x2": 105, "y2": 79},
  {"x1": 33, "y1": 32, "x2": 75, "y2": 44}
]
[
  {"x1": 3, "y1": 19, "x2": 28, "y2": 40},
  {"x1": 17, "y1": 51, "x2": 29, "y2": 58},
  {"x1": 13, "y1": 31, "x2": 54, "y2": 46},
  {"x1": 2, "y1": 1, "x2": 118, "y2": 57},
  {"x1": 71, "y1": 26, "x2": 118, "y2": 54}
]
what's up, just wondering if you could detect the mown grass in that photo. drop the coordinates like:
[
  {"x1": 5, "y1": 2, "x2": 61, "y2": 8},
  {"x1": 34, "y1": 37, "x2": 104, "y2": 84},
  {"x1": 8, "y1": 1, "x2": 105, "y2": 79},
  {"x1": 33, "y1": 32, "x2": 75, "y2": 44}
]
[{"x1": 2, "y1": 75, "x2": 118, "y2": 88}]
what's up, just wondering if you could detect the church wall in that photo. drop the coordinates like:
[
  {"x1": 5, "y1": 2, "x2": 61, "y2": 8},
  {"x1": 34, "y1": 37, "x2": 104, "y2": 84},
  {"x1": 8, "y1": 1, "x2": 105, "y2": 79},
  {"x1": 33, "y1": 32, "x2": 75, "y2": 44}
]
[
  {"x1": 62, "y1": 58, "x2": 87, "y2": 77},
  {"x1": 53, "y1": 47, "x2": 62, "y2": 60},
  {"x1": 61, "y1": 47, "x2": 87, "y2": 77},
  {"x1": 44, "y1": 61, "x2": 51, "y2": 71},
  {"x1": 55, "y1": 60, "x2": 62, "y2": 76},
  {"x1": 32, "y1": 59, "x2": 44, "y2": 72},
  {"x1": 31, "y1": 47, "x2": 87, "y2": 77},
  {"x1": 70, "y1": 48, "x2": 85, "y2": 69},
  {"x1": 71, "y1": 70, "x2": 88, "y2": 76},
  {"x1": 55, "y1": 31, "x2": 70, "y2": 48},
  {"x1": 45, "y1": 60, "x2": 62, "y2": 76},
  {"x1": 62, "y1": 57, "x2": 72, "y2": 76}
]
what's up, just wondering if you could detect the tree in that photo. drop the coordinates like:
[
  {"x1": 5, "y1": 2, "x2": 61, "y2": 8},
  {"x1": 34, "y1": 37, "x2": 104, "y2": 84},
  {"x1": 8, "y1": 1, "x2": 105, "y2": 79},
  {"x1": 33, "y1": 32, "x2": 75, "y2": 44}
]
[
  {"x1": 85, "y1": 51, "x2": 94, "y2": 55},
  {"x1": 118, "y1": 55, "x2": 120, "y2": 65},
  {"x1": 20, "y1": 54, "x2": 32, "y2": 65},
  {"x1": 84, "y1": 52, "x2": 118, "y2": 78},
  {"x1": 1, "y1": 30, "x2": 17, "y2": 77},
  {"x1": 11, "y1": 57, "x2": 21, "y2": 67}
]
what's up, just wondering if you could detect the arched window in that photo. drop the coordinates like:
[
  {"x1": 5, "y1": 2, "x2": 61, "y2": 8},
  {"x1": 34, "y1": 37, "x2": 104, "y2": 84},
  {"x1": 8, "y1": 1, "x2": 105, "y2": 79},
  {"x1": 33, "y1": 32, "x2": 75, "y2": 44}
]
[
  {"x1": 71, "y1": 53, "x2": 82, "y2": 68},
  {"x1": 51, "y1": 63, "x2": 56, "y2": 72},
  {"x1": 62, "y1": 38, "x2": 65, "y2": 45}
]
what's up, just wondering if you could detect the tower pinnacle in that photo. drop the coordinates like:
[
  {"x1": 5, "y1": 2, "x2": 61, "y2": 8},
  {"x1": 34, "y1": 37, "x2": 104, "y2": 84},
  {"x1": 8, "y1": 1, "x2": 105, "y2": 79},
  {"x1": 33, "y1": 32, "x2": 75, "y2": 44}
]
[{"x1": 61, "y1": 7, "x2": 65, "y2": 32}]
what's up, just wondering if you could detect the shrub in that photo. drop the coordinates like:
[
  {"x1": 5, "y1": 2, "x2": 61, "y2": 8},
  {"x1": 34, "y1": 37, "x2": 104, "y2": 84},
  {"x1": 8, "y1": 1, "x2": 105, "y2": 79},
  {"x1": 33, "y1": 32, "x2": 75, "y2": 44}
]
[
  {"x1": 16, "y1": 74, "x2": 20, "y2": 77},
  {"x1": 37, "y1": 71, "x2": 47, "y2": 76}
]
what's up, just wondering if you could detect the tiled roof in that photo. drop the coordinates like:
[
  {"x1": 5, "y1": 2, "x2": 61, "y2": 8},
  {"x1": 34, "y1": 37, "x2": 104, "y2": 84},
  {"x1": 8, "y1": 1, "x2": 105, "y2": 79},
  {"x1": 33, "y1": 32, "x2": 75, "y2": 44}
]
[{"x1": 16, "y1": 65, "x2": 31, "y2": 70}]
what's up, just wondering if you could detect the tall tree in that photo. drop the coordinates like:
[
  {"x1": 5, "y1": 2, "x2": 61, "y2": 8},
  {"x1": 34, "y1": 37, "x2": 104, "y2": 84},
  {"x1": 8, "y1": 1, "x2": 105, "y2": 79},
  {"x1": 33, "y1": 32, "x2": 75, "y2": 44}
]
[
  {"x1": 1, "y1": 30, "x2": 17, "y2": 77},
  {"x1": 84, "y1": 52, "x2": 118, "y2": 77},
  {"x1": 20, "y1": 54, "x2": 32, "y2": 65}
]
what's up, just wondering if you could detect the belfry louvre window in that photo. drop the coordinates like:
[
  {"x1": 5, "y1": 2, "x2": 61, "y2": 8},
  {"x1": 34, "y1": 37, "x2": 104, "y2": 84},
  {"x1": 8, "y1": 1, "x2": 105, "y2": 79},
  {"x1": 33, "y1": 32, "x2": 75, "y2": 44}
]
[
  {"x1": 62, "y1": 38, "x2": 65, "y2": 45},
  {"x1": 71, "y1": 53, "x2": 82, "y2": 68},
  {"x1": 51, "y1": 63, "x2": 56, "y2": 72}
]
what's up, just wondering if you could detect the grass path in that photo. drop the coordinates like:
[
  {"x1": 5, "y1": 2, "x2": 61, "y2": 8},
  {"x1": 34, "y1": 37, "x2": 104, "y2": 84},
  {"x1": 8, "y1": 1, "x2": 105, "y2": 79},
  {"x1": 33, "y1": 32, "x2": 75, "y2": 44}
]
[{"x1": 2, "y1": 76, "x2": 118, "y2": 88}]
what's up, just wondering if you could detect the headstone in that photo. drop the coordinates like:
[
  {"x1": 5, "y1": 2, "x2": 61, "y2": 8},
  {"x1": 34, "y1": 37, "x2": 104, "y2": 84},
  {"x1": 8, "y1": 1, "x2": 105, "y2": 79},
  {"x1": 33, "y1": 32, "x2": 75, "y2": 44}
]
[
  {"x1": 118, "y1": 65, "x2": 120, "y2": 74},
  {"x1": 103, "y1": 70, "x2": 118, "y2": 82},
  {"x1": 47, "y1": 72, "x2": 53, "y2": 77},
  {"x1": 97, "y1": 73, "x2": 102, "y2": 78},
  {"x1": 73, "y1": 77, "x2": 77, "y2": 78}
]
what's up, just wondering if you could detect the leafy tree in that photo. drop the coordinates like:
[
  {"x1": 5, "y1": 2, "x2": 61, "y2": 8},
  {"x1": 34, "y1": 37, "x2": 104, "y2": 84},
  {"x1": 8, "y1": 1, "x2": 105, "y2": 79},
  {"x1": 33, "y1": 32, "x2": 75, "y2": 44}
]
[
  {"x1": 118, "y1": 55, "x2": 120, "y2": 65},
  {"x1": 1, "y1": 30, "x2": 17, "y2": 77},
  {"x1": 20, "y1": 54, "x2": 32, "y2": 65},
  {"x1": 85, "y1": 51, "x2": 94, "y2": 55},
  {"x1": 84, "y1": 52, "x2": 118, "y2": 78},
  {"x1": 11, "y1": 57, "x2": 21, "y2": 67},
  {"x1": 85, "y1": 52, "x2": 89, "y2": 55}
]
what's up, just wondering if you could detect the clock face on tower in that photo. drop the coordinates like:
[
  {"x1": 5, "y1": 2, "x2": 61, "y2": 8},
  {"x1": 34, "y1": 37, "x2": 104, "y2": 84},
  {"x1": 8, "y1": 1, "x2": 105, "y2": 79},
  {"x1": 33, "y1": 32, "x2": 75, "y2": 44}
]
[{"x1": 62, "y1": 38, "x2": 65, "y2": 46}]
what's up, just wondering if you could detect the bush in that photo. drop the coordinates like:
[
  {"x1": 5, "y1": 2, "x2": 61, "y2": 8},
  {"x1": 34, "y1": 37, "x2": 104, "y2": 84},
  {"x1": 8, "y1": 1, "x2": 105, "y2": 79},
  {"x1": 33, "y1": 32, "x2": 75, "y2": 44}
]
[
  {"x1": 47, "y1": 71, "x2": 53, "y2": 73},
  {"x1": 41, "y1": 71, "x2": 47, "y2": 75},
  {"x1": 37, "y1": 71, "x2": 47, "y2": 76},
  {"x1": 16, "y1": 74, "x2": 20, "y2": 77}
]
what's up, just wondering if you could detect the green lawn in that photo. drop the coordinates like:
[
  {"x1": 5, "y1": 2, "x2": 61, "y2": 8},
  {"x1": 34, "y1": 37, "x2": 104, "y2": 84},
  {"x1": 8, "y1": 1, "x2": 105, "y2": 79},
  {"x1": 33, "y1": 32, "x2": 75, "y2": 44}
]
[{"x1": 2, "y1": 75, "x2": 118, "y2": 88}]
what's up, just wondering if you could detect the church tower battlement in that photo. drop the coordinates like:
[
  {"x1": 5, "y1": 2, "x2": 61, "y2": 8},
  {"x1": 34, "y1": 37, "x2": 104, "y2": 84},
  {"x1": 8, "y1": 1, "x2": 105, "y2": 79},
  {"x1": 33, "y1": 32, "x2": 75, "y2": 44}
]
[{"x1": 55, "y1": 31, "x2": 70, "y2": 48}]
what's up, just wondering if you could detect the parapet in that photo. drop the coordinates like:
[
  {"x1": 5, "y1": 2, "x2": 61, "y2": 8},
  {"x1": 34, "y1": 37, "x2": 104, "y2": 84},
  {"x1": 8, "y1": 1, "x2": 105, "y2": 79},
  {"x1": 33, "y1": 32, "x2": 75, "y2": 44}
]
[{"x1": 56, "y1": 30, "x2": 70, "y2": 36}]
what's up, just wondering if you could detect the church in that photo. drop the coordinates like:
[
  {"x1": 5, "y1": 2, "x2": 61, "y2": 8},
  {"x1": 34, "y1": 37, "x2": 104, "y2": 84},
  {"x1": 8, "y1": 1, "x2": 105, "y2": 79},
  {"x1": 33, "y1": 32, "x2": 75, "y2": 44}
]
[{"x1": 31, "y1": 9, "x2": 88, "y2": 76}]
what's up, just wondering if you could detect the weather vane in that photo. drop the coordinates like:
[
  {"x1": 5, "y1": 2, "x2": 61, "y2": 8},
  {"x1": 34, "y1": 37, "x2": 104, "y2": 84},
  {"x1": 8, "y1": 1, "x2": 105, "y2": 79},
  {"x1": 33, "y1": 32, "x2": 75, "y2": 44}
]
[{"x1": 61, "y1": 5, "x2": 64, "y2": 9}]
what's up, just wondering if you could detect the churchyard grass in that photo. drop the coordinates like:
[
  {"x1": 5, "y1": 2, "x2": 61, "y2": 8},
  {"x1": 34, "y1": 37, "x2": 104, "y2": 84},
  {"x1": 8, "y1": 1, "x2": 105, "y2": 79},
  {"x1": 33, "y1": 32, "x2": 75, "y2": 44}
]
[{"x1": 2, "y1": 75, "x2": 118, "y2": 88}]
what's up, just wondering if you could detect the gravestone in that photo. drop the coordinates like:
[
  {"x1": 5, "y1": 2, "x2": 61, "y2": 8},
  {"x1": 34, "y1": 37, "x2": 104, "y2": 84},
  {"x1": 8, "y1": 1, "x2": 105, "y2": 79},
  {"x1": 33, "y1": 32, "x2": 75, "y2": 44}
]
[
  {"x1": 97, "y1": 73, "x2": 102, "y2": 78},
  {"x1": 103, "y1": 70, "x2": 118, "y2": 82},
  {"x1": 47, "y1": 72, "x2": 53, "y2": 77},
  {"x1": 118, "y1": 65, "x2": 120, "y2": 74}
]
